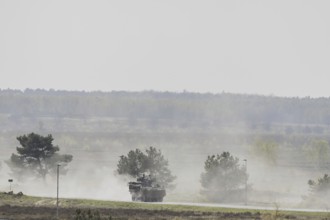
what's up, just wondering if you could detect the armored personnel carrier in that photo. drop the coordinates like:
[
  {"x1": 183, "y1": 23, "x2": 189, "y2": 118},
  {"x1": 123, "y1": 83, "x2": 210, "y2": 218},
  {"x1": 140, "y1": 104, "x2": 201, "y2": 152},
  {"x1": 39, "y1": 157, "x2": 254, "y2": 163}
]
[{"x1": 128, "y1": 174, "x2": 166, "y2": 202}]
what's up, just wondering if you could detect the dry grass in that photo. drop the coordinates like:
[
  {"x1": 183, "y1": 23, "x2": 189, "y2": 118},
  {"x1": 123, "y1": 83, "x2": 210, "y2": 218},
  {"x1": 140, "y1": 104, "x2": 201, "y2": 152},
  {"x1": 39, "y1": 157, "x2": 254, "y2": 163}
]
[{"x1": 0, "y1": 192, "x2": 329, "y2": 219}]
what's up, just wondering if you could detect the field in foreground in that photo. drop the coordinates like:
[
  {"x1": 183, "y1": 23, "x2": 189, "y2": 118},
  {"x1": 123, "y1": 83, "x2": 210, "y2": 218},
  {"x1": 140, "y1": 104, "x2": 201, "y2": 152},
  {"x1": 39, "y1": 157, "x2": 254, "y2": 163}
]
[{"x1": 0, "y1": 192, "x2": 329, "y2": 220}]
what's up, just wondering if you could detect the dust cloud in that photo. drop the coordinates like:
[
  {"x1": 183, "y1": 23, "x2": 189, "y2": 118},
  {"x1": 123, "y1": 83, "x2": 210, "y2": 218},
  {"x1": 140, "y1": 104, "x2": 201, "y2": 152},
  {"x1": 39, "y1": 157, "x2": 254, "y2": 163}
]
[
  {"x1": 0, "y1": 139, "x2": 328, "y2": 210},
  {"x1": 0, "y1": 155, "x2": 131, "y2": 201}
]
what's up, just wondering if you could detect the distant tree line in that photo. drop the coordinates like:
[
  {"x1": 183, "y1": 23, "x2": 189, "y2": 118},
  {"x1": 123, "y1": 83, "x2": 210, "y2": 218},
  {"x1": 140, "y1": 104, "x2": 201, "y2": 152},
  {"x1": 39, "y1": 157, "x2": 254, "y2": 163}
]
[{"x1": 2, "y1": 89, "x2": 330, "y2": 126}]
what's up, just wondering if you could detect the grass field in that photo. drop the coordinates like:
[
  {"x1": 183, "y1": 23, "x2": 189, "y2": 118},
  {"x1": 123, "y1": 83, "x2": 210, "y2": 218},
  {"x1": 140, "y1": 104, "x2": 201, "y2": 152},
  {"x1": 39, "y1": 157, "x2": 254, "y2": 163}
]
[{"x1": 0, "y1": 192, "x2": 329, "y2": 220}]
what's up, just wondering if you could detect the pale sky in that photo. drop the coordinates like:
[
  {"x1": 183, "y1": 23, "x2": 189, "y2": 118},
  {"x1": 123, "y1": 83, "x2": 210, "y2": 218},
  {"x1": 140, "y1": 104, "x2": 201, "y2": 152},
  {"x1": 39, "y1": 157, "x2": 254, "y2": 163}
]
[{"x1": 1, "y1": 1, "x2": 330, "y2": 97}]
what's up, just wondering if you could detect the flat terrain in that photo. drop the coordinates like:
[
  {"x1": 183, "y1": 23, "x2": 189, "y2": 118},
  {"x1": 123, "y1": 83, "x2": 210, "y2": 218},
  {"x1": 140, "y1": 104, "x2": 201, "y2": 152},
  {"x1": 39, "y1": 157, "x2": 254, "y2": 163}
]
[{"x1": 0, "y1": 192, "x2": 329, "y2": 220}]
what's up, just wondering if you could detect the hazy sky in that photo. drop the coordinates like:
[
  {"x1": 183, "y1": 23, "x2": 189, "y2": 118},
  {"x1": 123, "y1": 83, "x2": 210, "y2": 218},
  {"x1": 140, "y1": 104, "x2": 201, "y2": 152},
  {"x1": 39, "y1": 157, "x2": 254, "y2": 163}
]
[{"x1": 1, "y1": 1, "x2": 330, "y2": 97}]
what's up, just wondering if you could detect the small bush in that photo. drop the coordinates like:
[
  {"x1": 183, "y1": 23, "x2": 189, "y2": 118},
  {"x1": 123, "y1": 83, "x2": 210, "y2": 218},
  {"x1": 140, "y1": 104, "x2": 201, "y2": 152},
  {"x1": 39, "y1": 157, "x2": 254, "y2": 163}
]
[{"x1": 73, "y1": 209, "x2": 112, "y2": 220}]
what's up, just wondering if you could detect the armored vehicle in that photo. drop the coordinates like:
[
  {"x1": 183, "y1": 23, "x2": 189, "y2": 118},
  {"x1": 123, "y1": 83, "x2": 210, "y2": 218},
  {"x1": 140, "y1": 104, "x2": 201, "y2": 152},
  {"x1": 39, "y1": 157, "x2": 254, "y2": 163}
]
[{"x1": 128, "y1": 175, "x2": 166, "y2": 202}]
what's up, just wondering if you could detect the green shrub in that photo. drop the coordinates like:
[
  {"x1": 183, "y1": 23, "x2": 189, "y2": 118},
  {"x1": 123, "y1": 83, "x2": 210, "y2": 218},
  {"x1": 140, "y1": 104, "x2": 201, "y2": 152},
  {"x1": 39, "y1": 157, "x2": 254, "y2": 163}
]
[{"x1": 73, "y1": 209, "x2": 112, "y2": 220}]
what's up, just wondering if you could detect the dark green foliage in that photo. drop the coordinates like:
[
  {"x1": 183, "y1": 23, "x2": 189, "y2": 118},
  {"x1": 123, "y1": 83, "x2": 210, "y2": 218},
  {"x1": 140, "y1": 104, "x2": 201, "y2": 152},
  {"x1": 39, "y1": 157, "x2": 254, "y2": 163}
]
[
  {"x1": 74, "y1": 209, "x2": 112, "y2": 220},
  {"x1": 117, "y1": 149, "x2": 146, "y2": 178},
  {"x1": 308, "y1": 174, "x2": 330, "y2": 194},
  {"x1": 117, "y1": 146, "x2": 176, "y2": 188},
  {"x1": 200, "y1": 152, "x2": 247, "y2": 202},
  {"x1": 7, "y1": 133, "x2": 73, "y2": 180}
]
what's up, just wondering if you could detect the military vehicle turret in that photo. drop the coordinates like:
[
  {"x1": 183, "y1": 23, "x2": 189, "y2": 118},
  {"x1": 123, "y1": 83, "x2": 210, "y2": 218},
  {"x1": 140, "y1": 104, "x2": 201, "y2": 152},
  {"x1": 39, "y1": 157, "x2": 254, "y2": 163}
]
[{"x1": 128, "y1": 174, "x2": 166, "y2": 202}]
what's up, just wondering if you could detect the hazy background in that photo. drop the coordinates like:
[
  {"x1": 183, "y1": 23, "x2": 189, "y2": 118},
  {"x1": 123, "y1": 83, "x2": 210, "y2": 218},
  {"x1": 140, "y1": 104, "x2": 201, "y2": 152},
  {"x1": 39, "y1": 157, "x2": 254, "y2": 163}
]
[
  {"x1": 0, "y1": 90, "x2": 329, "y2": 208},
  {"x1": 1, "y1": 0, "x2": 330, "y2": 209},
  {"x1": 1, "y1": 0, "x2": 330, "y2": 97}
]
